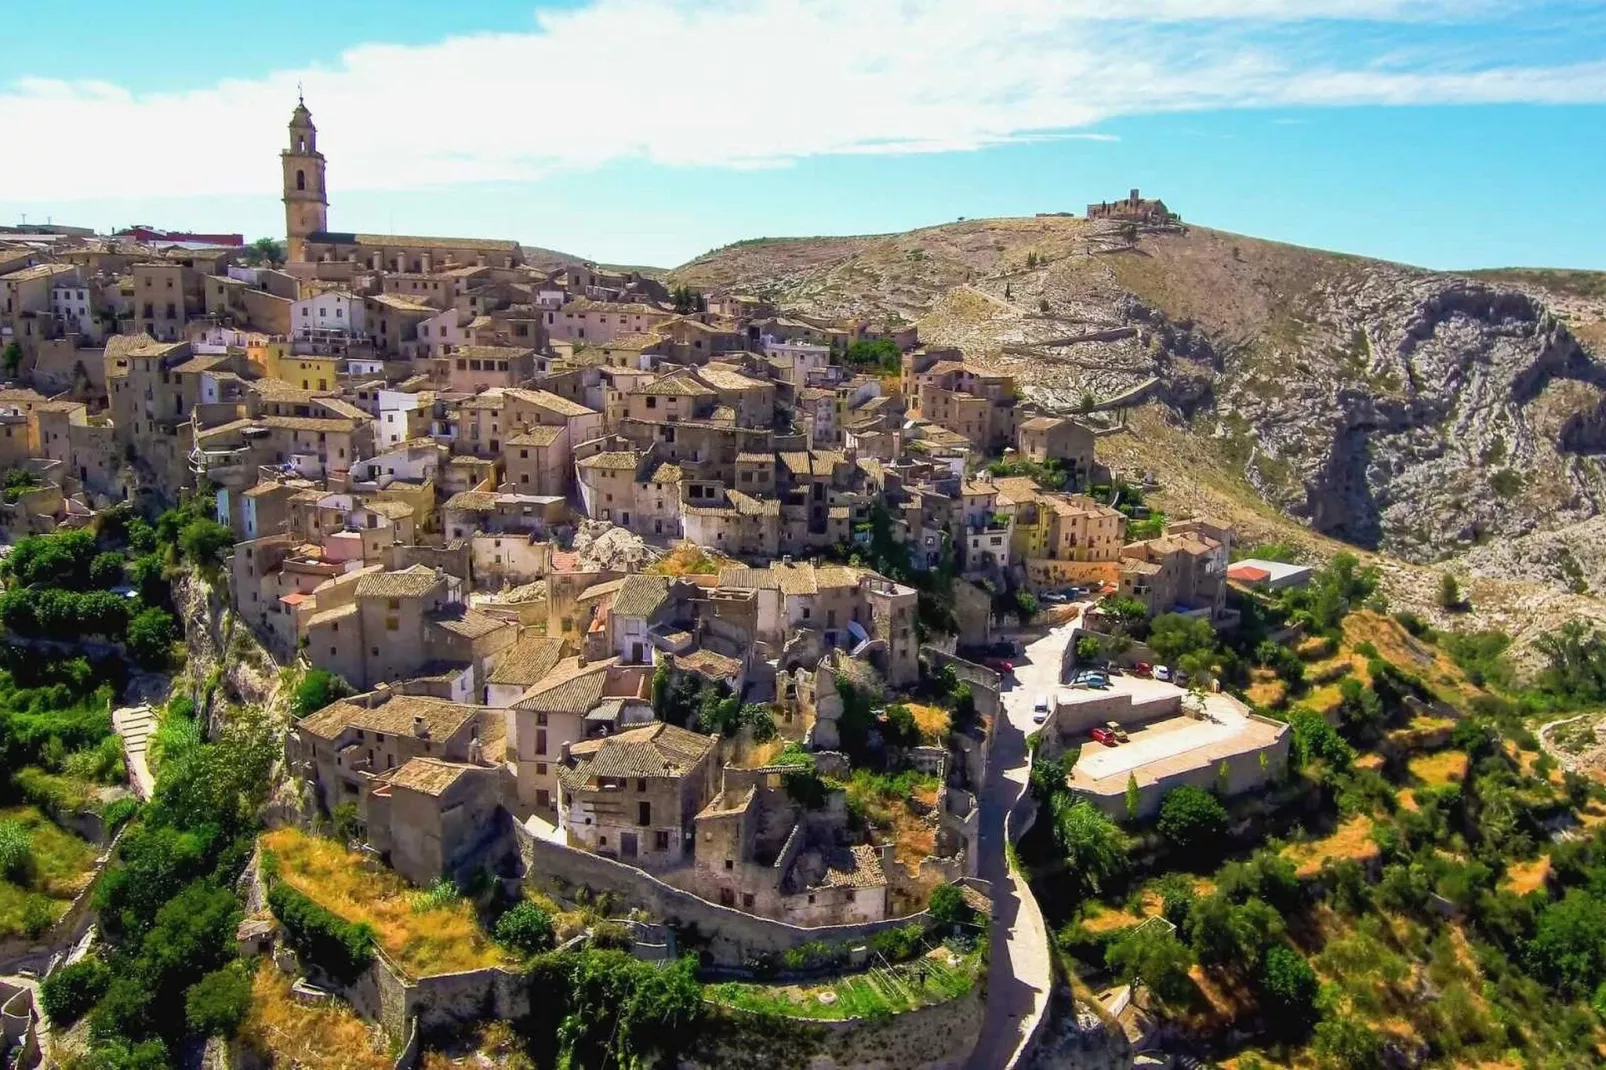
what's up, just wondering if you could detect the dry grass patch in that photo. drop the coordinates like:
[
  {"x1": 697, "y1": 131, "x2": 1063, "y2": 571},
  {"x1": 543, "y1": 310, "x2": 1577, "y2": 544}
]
[
  {"x1": 1408, "y1": 750, "x2": 1469, "y2": 788},
  {"x1": 905, "y1": 702, "x2": 952, "y2": 743},
  {"x1": 236, "y1": 961, "x2": 395, "y2": 1070},
  {"x1": 1282, "y1": 815, "x2": 1380, "y2": 879},
  {"x1": 1503, "y1": 856, "x2": 1552, "y2": 896},
  {"x1": 262, "y1": 827, "x2": 512, "y2": 977},
  {"x1": 1245, "y1": 669, "x2": 1286, "y2": 708}
]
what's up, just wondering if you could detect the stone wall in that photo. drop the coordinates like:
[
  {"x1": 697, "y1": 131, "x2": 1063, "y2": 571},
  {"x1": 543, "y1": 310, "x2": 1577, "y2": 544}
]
[
  {"x1": 516, "y1": 824, "x2": 931, "y2": 968},
  {"x1": 685, "y1": 979, "x2": 985, "y2": 1070},
  {"x1": 345, "y1": 947, "x2": 527, "y2": 1043}
]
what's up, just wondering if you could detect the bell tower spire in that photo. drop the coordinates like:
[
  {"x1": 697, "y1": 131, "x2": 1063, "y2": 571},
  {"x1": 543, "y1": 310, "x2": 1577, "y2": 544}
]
[{"x1": 281, "y1": 96, "x2": 328, "y2": 263}]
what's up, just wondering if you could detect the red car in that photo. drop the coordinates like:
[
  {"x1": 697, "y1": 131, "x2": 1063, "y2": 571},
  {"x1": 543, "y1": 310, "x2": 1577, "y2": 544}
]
[
  {"x1": 1090, "y1": 726, "x2": 1118, "y2": 746},
  {"x1": 1132, "y1": 662, "x2": 1153, "y2": 678},
  {"x1": 983, "y1": 657, "x2": 1014, "y2": 675}
]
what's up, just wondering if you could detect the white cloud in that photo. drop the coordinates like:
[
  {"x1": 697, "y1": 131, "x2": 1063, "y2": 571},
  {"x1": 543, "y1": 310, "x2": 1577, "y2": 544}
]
[{"x1": 0, "y1": 0, "x2": 1598, "y2": 201}]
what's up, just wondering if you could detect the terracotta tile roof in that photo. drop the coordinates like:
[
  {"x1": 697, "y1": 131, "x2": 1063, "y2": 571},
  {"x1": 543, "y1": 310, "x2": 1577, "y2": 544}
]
[
  {"x1": 558, "y1": 722, "x2": 714, "y2": 790},
  {"x1": 514, "y1": 658, "x2": 617, "y2": 714},
  {"x1": 696, "y1": 365, "x2": 767, "y2": 391},
  {"x1": 642, "y1": 460, "x2": 682, "y2": 484},
  {"x1": 576, "y1": 451, "x2": 637, "y2": 471},
  {"x1": 638, "y1": 374, "x2": 715, "y2": 398},
  {"x1": 673, "y1": 648, "x2": 742, "y2": 681},
  {"x1": 717, "y1": 566, "x2": 780, "y2": 590},
  {"x1": 487, "y1": 635, "x2": 567, "y2": 686},
  {"x1": 349, "y1": 232, "x2": 518, "y2": 252},
  {"x1": 736, "y1": 452, "x2": 774, "y2": 464},
  {"x1": 368, "y1": 293, "x2": 436, "y2": 313},
  {"x1": 508, "y1": 425, "x2": 564, "y2": 447},
  {"x1": 1020, "y1": 415, "x2": 1069, "y2": 431},
  {"x1": 505, "y1": 388, "x2": 596, "y2": 417},
  {"x1": 355, "y1": 564, "x2": 443, "y2": 599},
  {"x1": 727, "y1": 490, "x2": 780, "y2": 517},
  {"x1": 778, "y1": 451, "x2": 845, "y2": 477},
  {"x1": 305, "y1": 602, "x2": 358, "y2": 628},
  {"x1": 170, "y1": 354, "x2": 228, "y2": 375},
  {"x1": 298, "y1": 692, "x2": 478, "y2": 742},
  {"x1": 612, "y1": 574, "x2": 671, "y2": 619},
  {"x1": 443, "y1": 491, "x2": 499, "y2": 511},
  {"x1": 428, "y1": 606, "x2": 508, "y2": 640},
  {"x1": 385, "y1": 757, "x2": 474, "y2": 796}
]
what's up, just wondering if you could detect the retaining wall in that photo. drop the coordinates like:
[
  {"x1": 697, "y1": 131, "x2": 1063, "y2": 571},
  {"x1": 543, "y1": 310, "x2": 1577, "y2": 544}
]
[
  {"x1": 686, "y1": 979, "x2": 985, "y2": 1070},
  {"x1": 516, "y1": 824, "x2": 932, "y2": 968}
]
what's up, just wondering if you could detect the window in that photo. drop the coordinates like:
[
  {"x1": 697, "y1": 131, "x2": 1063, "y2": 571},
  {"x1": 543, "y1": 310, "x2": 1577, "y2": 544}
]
[
  {"x1": 637, "y1": 801, "x2": 651, "y2": 826},
  {"x1": 724, "y1": 859, "x2": 734, "y2": 871},
  {"x1": 536, "y1": 729, "x2": 547, "y2": 755},
  {"x1": 296, "y1": 170, "x2": 305, "y2": 191},
  {"x1": 636, "y1": 778, "x2": 647, "y2": 792},
  {"x1": 655, "y1": 830, "x2": 669, "y2": 851}
]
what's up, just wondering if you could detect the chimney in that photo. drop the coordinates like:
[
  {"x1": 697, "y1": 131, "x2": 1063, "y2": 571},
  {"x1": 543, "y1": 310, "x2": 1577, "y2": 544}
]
[
  {"x1": 559, "y1": 740, "x2": 572, "y2": 763},
  {"x1": 412, "y1": 714, "x2": 430, "y2": 739},
  {"x1": 1129, "y1": 188, "x2": 1140, "y2": 203}
]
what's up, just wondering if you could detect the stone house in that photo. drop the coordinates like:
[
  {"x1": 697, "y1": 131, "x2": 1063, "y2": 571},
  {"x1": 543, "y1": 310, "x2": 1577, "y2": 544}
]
[
  {"x1": 1015, "y1": 415, "x2": 1094, "y2": 485},
  {"x1": 369, "y1": 757, "x2": 506, "y2": 885},
  {"x1": 507, "y1": 658, "x2": 655, "y2": 815},
  {"x1": 556, "y1": 722, "x2": 720, "y2": 870}
]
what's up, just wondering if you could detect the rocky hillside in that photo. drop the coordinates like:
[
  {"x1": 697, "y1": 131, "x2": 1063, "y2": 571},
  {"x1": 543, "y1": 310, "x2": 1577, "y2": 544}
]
[{"x1": 672, "y1": 218, "x2": 1606, "y2": 580}]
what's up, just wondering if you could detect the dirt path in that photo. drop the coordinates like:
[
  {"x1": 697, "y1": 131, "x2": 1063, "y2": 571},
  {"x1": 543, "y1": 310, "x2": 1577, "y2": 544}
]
[{"x1": 112, "y1": 703, "x2": 156, "y2": 800}]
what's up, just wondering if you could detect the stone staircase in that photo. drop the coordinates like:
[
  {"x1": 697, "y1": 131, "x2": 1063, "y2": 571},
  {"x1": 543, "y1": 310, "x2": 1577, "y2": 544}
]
[{"x1": 111, "y1": 704, "x2": 157, "y2": 800}]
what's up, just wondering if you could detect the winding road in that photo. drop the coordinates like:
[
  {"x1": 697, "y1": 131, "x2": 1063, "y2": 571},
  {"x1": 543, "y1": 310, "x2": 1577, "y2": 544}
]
[{"x1": 966, "y1": 618, "x2": 1079, "y2": 1069}]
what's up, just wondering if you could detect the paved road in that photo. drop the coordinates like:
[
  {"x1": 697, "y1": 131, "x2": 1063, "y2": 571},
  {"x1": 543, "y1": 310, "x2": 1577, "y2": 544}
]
[{"x1": 966, "y1": 618, "x2": 1079, "y2": 1070}]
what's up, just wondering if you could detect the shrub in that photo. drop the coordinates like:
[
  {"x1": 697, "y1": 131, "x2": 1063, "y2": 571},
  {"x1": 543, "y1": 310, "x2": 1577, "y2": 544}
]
[
  {"x1": 1157, "y1": 785, "x2": 1229, "y2": 855},
  {"x1": 177, "y1": 518, "x2": 234, "y2": 566},
  {"x1": 184, "y1": 961, "x2": 252, "y2": 1038},
  {"x1": 89, "y1": 551, "x2": 126, "y2": 589},
  {"x1": 1053, "y1": 798, "x2": 1130, "y2": 897},
  {"x1": 291, "y1": 669, "x2": 349, "y2": 719},
  {"x1": 496, "y1": 901, "x2": 556, "y2": 957},
  {"x1": 869, "y1": 923, "x2": 925, "y2": 961},
  {"x1": 0, "y1": 819, "x2": 33, "y2": 882},
  {"x1": 928, "y1": 883, "x2": 972, "y2": 928},
  {"x1": 1106, "y1": 922, "x2": 1195, "y2": 1005},
  {"x1": 267, "y1": 882, "x2": 375, "y2": 984},
  {"x1": 1258, "y1": 945, "x2": 1319, "y2": 1034},
  {"x1": 125, "y1": 607, "x2": 178, "y2": 669},
  {"x1": 40, "y1": 955, "x2": 112, "y2": 1024},
  {"x1": 22, "y1": 894, "x2": 54, "y2": 936}
]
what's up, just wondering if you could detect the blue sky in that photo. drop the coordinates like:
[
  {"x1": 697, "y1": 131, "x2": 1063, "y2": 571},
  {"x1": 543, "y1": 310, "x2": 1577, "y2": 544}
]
[{"x1": 2, "y1": 0, "x2": 1603, "y2": 270}]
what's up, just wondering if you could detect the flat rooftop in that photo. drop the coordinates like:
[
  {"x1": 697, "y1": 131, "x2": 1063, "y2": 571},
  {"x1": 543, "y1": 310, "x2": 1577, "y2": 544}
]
[{"x1": 1058, "y1": 676, "x2": 1283, "y2": 790}]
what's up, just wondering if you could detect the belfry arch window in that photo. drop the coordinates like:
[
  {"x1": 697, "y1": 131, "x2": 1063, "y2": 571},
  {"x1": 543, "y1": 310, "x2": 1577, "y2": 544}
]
[{"x1": 296, "y1": 170, "x2": 306, "y2": 191}]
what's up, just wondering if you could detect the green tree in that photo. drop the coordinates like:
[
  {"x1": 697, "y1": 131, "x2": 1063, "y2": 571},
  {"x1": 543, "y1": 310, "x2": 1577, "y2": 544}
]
[
  {"x1": 291, "y1": 669, "x2": 350, "y2": 719},
  {"x1": 1528, "y1": 889, "x2": 1606, "y2": 997},
  {"x1": 1053, "y1": 798, "x2": 1129, "y2": 897},
  {"x1": 178, "y1": 518, "x2": 234, "y2": 565},
  {"x1": 1106, "y1": 922, "x2": 1195, "y2": 1005},
  {"x1": 495, "y1": 901, "x2": 556, "y2": 957},
  {"x1": 82, "y1": 1038, "x2": 171, "y2": 1070},
  {"x1": 1, "y1": 342, "x2": 21, "y2": 375},
  {"x1": 184, "y1": 962, "x2": 252, "y2": 1038},
  {"x1": 843, "y1": 338, "x2": 902, "y2": 373},
  {"x1": 89, "y1": 551, "x2": 126, "y2": 589},
  {"x1": 1187, "y1": 894, "x2": 1283, "y2": 970},
  {"x1": 1148, "y1": 613, "x2": 1218, "y2": 665},
  {"x1": 245, "y1": 237, "x2": 285, "y2": 267},
  {"x1": 1258, "y1": 945, "x2": 1319, "y2": 1034},
  {"x1": 125, "y1": 607, "x2": 178, "y2": 669},
  {"x1": 1124, "y1": 772, "x2": 1141, "y2": 823},
  {"x1": 1157, "y1": 785, "x2": 1229, "y2": 855},
  {"x1": 40, "y1": 956, "x2": 112, "y2": 1024},
  {"x1": 928, "y1": 882, "x2": 973, "y2": 928},
  {"x1": 1015, "y1": 589, "x2": 1039, "y2": 618}
]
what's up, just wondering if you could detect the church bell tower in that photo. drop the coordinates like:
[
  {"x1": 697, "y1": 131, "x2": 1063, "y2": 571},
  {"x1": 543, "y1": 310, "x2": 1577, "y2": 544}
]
[{"x1": 281, "y1": 94, "x2": 328, "y2": 263}]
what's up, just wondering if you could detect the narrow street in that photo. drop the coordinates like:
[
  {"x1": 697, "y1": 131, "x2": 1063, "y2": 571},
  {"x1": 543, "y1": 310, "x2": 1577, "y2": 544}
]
[{"x1": 967, "y1": 617, "x2": 1078, "y2": 1069}]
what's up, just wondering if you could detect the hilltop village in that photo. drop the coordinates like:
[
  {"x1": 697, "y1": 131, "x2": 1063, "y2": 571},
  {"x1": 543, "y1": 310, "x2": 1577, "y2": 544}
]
[{"x1": 13, "y1": 100, "x2": 1553, "y2": 1070}]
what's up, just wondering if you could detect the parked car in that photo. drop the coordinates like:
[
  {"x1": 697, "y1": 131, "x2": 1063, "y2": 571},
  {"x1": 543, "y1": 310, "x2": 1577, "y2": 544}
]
[
  {"x1": 1153, "y1": 665, "x2": 1172, "y2": 682},
  {"x1": 1033, "y1": 696, "x2": 1050, "y2": 724},
  {"x1": 1041, "y1": 591, "x2": 1069, "y2": 605},
  {"x1": 989, "y1": 640, "x2": 1020, "y2": 657},
  {"x1": 983, "y1": 657, "x2": 1014, "y2": 675},
  {"x1": 1083, "y1": 672, "x2": 1110, "y2": 689},
  {"x1": 1105, "y1": 720, "x2": 1130, "y2": 742},
  {"x1": 1102, "y1": 663, "x2": 1124, "y2": 677},
  {"x1": 1090, "y1": 726, "x2": 1118, "y2": 746},
  {"x1": 1174, "y1": 670, "x2": 1191, "y2": 687},
  {"x1": 1133, "y1": 662, "x2": 1153, "y2": 678}
]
